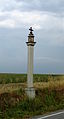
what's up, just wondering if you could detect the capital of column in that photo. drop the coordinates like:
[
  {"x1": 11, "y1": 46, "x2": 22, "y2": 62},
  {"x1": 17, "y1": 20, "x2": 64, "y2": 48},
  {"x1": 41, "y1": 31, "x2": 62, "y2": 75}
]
[
  {"x1": 26, "y1": 42, "x2": 36, "y2": 46},
  {"x1": 26, "y1": 27, "x2": 36, "y2": 46}
]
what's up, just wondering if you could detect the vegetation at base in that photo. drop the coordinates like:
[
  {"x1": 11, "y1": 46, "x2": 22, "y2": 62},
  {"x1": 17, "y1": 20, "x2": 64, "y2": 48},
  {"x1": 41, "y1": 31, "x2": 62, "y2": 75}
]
[
  {"x1": 0, "y1": 87, "x2": 64, "y2": 119},
  {"x1": 0, "y1": 73, "x2": 64, "y2": 118},
  {"x1": 0, "y1": 73, "x2": 64, "y2": 84}
]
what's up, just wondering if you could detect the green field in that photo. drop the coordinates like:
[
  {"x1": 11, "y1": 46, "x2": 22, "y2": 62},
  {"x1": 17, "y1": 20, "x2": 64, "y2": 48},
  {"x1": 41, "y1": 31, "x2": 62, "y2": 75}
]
[
  {"x1": 0, "y1": 73, "x2": 64, "y2": 84},
  {"x1": 0, "y1": 73, "x2": 64, "y2": 119}
]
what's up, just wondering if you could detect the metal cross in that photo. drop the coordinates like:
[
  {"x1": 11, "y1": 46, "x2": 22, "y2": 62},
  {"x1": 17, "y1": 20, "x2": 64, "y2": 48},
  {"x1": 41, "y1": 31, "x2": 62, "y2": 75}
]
[{"x1": 29, "y1": 27, "x2": 33, "y2": 34}]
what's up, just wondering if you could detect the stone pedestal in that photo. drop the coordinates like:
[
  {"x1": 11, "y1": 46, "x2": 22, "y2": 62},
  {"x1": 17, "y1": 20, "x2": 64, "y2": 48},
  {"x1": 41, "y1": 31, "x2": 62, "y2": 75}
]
[{"x1": 25, "y1": 87, "x2": 35, "y2": 99}]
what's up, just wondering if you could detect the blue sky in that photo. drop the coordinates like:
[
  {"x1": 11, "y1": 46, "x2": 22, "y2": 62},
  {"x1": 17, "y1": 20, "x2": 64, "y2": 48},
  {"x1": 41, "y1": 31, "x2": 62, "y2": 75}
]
[{"x1": 0, "y1": 0, "x2": 64, "y2": 74}]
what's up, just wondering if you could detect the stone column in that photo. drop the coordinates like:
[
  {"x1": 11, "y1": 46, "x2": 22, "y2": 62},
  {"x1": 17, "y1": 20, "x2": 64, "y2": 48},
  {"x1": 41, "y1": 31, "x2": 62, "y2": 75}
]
[
  {"x1": 26, "y1": 27, "x2": 36, "y2": 99},
  {"x1": 27, "y1": 45, "x2": 34, "y2": 88}
]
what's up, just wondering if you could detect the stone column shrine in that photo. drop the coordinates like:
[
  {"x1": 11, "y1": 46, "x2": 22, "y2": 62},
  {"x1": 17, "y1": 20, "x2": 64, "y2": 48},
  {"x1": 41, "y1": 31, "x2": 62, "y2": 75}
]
[{"x1": 26, "y1": 27, "x2": 36, "y2": 98}]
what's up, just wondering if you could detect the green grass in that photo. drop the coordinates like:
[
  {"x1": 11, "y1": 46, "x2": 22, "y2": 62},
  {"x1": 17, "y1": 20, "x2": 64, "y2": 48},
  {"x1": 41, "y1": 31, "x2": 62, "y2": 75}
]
[
  {"x1": 0, "y1": 73, "x2": 64, "y2": 118},
  {"x1": 0, "y1": 73, "x2": 64, "y2": 84},
  {"x1": 0, "y1": 88, "x2": 64, "y2": 119},
  {"x1": 0, "y1": 73, "x2": 27, "y2": 84}
]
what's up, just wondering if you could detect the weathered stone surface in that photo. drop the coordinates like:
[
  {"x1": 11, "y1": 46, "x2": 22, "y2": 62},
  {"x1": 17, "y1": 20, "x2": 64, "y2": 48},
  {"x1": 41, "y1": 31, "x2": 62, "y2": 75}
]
[{"x1": 26, "y1": 27, "x2": 36, "y2": 99}]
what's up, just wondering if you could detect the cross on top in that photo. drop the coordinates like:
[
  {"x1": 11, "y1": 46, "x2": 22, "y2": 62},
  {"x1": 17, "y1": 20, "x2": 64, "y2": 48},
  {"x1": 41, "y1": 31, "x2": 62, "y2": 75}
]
[{"x1": 29, "y1": 27, "x2": 33, "y2": 34}]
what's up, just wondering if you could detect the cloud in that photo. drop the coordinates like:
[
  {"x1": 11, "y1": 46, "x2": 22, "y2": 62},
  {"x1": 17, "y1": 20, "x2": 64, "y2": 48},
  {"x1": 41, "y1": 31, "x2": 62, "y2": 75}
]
[
  {"x1": 15, "y1": 0, "x2": 64, "y2": 13},
  {"x1": 0, "y1": 0, "x2": 64, "y2": 73},
  {"x1": 0, "y1": 0, "x2": 64, "y2": 30},
  {"x1": 0, "y1": 9, "x2": 64, "y2": 46},
  {"x1": 0, "y1": 10, "x2": 63, "y2": 30},
  {"x1": 0, "y1": 0, "x2": 64, "y2": 13},
  {"x1": 0, "y1": 0, "x2": 22, "y2": 11}
]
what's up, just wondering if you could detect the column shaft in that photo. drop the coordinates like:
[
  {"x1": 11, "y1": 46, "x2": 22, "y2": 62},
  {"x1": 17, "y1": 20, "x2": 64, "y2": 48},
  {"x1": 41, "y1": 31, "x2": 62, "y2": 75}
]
[{"x1": 27, "y1": 45, "x2": 34, "y2": 88}]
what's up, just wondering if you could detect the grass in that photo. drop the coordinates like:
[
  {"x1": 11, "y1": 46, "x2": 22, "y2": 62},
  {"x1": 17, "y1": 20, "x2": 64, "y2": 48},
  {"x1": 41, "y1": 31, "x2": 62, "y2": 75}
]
[
  {"x1": 0, "y1": 83, "x2": 26, "y2": 94},
  {"x1": 0, "y1": 73, "x2": 64, "y2": 84},
  {"x1": 0, "y1": 87, "x2": 64, "y2": 119},
  {"x1": 0, "y1": 73, "x2": 64, "y2": 119},
  {"x1": 0, "y1": 73, "x2": 27, "y2": 84},
  {"x1": 34, "y1": 78, "x2": 64, "y2": 90},
  {"x1": 0, "y1": 73, "x2": 64, "y2": 94}
]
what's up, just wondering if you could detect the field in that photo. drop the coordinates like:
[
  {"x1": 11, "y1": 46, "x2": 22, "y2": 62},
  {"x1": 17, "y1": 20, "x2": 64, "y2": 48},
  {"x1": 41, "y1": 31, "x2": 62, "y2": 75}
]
[
  {"x1": 0, "y1": 73, "x2": 64, "y2": 119},
  {"x1": 0, "y1": 73, "x2": 64, "y2": 83}
]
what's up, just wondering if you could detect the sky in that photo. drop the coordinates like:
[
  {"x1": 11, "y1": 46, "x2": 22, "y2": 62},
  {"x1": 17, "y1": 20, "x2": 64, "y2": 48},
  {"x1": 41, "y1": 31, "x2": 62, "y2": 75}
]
[{"x1": 0, "y1": 0, "x2": 64, "y2": 74}]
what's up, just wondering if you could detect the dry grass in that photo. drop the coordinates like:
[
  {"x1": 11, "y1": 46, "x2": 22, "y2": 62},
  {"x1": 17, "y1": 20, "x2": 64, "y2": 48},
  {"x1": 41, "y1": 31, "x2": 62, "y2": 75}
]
[
  {"x1": 0, "y1": 83, "x2": 26, "y2": 94},
  {"x1": 0, "y1": 75, "x2": 64, "y2": 94},
  {"x1": 0, "y1": 79, "x2": 64, "y2": 94},
  {"x1": 34, "y1": 78, "x2": 64, "y2": 90},
  {"x1": 0, "y1": 75, "x2": 64, "y2": 119}
]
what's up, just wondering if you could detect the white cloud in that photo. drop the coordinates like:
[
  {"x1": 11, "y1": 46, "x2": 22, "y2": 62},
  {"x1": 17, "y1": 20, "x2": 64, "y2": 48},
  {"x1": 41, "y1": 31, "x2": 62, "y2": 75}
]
[
  {"x1": 0, "y1": 0, "x2": 64, "y2": 14},
  {"x1": 0, "y1": 19, "x2": 15, "y2": 28},
  {"x1": 0, "y1": 0, "x2": 25, "y2": 12},
  {"x1": 0, "y1": 10, "x2": 63, "y2": 31},
  {"x1": 0, "y1": 0, "x2": 64, "y2": 30}
]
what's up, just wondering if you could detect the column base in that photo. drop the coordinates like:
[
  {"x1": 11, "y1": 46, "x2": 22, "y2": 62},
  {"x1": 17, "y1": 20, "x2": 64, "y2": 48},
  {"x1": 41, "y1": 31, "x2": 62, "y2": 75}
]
[{"x1": 25, "y1": 87, "x2": 35, "y2": 99}]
